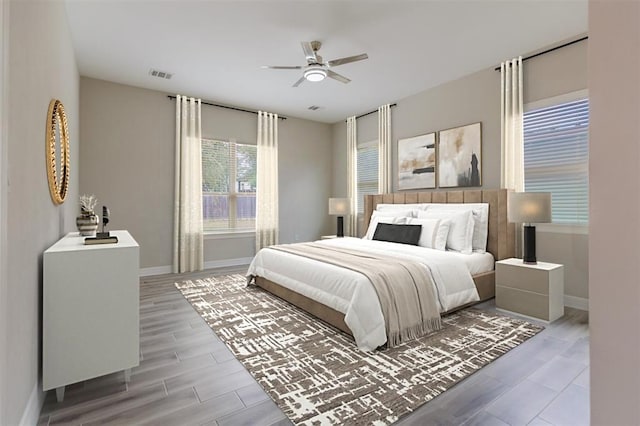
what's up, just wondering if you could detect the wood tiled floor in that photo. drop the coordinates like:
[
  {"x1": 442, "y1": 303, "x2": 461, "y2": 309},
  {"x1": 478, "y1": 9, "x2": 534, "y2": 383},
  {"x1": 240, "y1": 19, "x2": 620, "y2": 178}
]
[{"x1": 38, "y1": 267, "x2": 589, "y2": 425}]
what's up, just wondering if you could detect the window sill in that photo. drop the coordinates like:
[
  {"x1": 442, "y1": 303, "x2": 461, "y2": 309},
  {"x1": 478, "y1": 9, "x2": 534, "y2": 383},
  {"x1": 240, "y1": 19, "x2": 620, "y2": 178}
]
[
  {"x1": 204, "y1": 230, "x2": 255, "y2": 240},
  {"x1": 536, "y1": 223, "x2": 588, "y2": 235}
]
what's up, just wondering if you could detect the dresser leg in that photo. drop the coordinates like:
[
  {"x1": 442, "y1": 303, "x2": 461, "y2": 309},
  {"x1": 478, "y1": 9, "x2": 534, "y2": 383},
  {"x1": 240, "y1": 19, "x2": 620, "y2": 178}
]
[
  {"x1": 124, "y1": 368, "x2": 131, "y2": 383},
  {"x1": 55, "y1": 386, "x2": 65, "y2": 402}
]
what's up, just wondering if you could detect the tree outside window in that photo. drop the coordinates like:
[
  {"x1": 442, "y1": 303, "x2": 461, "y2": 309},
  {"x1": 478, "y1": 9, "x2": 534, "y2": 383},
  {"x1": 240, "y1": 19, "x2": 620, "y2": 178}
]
[{"x1": 202, "y1": 139, "x2": 257, "y2": 232}]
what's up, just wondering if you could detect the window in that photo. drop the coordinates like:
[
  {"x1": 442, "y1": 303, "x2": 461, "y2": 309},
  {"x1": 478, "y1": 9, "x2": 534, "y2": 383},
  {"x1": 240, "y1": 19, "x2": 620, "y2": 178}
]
[
  {"x1": 202, "y1": 139, "x2": 257, "y2": 232},
  {"x1": 356, "y1": 141, "x2": 378, "y2": 214},
  {"x1": 524, "y1": 97, "x2": 589, "y2": 224}
]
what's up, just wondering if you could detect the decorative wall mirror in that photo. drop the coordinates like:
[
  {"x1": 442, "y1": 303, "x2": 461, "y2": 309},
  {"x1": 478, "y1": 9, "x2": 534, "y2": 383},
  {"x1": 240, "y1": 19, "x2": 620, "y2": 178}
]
[{"x1": 45, "y1": 99, "x2": 70, "y2": 204}]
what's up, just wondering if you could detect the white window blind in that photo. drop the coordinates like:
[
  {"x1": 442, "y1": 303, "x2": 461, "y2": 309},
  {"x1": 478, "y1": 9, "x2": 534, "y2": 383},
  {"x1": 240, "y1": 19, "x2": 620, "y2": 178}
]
[
  {"x1": 523, "y1": 98, "x2": 589, "y2": 224},
  {"x1": 356, "y1": 142, "x2": 378, "y2": 214},
  {"x1": 202, "y1": 139, "x2": 257, "y2": 232}
]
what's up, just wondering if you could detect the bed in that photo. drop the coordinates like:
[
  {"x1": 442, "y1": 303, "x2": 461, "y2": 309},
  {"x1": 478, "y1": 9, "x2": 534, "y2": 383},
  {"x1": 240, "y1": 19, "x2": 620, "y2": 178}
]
[{"x1": 248, "y1": 188, "x2": 515, "y2": 351}]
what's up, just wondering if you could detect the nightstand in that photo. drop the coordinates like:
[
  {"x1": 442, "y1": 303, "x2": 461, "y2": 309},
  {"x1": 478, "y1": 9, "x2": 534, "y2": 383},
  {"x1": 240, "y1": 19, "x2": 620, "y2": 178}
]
[
  {"x1": 320, "y1": 235, "x2": 337, "y2": 240},
  {"x1": 495, "y1": 258, "x2": 564, "y2": 322}
]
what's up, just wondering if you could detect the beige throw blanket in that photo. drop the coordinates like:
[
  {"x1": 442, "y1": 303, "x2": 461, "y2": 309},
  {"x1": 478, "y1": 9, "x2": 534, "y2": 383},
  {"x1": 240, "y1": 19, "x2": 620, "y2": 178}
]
[{"x1": 269, "y1": 242, "x2": 442, "y2": 347}]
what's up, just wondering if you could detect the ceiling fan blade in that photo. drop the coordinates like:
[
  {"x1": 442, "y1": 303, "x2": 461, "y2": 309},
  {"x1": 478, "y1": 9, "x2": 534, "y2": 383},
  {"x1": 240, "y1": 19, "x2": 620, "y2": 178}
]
[
  {"x1": 301, "y1": 41, "x2": 318, "y2": 63},
  {"x1": 261, "y1": 65, "x2": 303, "y2": 70},
  {"x1": 292, "y1": 76, "x2": 306, "y2": 87},
  {"x1": 327, "y1": 53, "x2": 368, "y2": 67},
  {"x1": 326, "y1": 69, "x2": 351, "y2": 84}
]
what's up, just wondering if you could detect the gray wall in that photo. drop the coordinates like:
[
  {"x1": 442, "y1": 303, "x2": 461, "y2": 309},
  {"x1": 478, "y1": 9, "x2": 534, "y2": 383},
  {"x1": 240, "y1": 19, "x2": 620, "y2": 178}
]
[
  {"x1": 79, "y1": 79, "x2": 174, "y2": 269},
  {"x1": 331, "y1": 39, "x2": 589, "y2": 301},
  {"x1": 1, "y1": 1, "x2": 80, "y2": 424},
  {"x1": 589, "y1": 1, "x2": 640, "y2": 422},
  {"x1": 80, "y1": 78, "x2": 333, "y2": 269},
  {"x1": 537, "y1": 230, "x2": 588, "y2": 301},
  {"x1": 0, "y1": 2, "x2": 8, "y2": 423}
]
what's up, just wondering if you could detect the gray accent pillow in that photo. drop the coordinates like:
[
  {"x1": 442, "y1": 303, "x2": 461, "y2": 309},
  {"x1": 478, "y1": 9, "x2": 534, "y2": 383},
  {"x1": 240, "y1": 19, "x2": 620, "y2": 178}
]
[{"x1": 372, "y1": 223, "x2": 422, "y2": 246}]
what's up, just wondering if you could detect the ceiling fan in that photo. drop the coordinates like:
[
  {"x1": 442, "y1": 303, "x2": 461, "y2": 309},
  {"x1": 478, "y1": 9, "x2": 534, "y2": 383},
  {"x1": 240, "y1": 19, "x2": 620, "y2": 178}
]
[{"x1": 262, "y1": 41, "x2": 368, "y2": 87}]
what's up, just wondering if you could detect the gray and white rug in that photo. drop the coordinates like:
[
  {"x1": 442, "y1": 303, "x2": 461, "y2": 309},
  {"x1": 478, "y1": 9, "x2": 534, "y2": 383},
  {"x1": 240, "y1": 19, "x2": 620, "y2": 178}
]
[{"x1": 175, "y1": 274, "x2": 542, "y2": 425}]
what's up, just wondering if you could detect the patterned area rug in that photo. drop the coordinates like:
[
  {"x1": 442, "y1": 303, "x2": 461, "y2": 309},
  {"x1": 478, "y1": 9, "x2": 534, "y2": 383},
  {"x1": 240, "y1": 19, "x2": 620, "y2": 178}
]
[{"x1": 175, "y1": 274, "x2": 542, "y2": 425}]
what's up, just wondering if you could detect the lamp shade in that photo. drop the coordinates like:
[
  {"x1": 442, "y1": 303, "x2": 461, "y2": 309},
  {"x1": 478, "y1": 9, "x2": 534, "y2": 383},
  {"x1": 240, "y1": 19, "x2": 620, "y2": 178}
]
[
  {"x1": 328, "y1": 198, "x2": 350, "y2": 215},
  {"x1": 508, "y1": 192, "x2": 552, "y2": 224}
]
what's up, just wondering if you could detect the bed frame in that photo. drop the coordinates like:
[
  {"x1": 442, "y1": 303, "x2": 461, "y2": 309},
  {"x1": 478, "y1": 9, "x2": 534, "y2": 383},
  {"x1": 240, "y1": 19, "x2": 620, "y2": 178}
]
[{"x1": 255, "y1": 188, "x2": 515, "y2": 336}]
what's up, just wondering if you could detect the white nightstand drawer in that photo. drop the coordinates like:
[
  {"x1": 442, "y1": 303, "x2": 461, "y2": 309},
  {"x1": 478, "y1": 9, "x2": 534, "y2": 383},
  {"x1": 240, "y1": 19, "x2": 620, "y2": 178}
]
[
  {"x1": 496, "y1": 286, "x2": 551, "y2": 320},
  {"x1": 496, "y1": 262, "x2": 562, "y2": 295}
]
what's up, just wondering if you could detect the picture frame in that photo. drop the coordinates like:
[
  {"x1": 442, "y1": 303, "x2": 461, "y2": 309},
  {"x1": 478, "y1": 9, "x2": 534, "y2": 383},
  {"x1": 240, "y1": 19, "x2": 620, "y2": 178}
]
[
  {"x1": 437, "y1": 122, "x2": 482, "y2": 188},
  {"x1": 397, "y1": 132, "x2": 436, "y2": 190}
]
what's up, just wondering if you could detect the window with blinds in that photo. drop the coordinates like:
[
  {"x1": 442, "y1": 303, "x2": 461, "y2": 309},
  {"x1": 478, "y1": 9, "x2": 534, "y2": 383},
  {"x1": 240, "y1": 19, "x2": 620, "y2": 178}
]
[
  {"x1": 523, "y1": 98, "x2": 589, "y2": 224},
  {"x1": 202, "y1": 139, "x2": 257, "y2": 232},
  {"x1": 357, "y1": 141, "x2": 378, "y2": 214}
]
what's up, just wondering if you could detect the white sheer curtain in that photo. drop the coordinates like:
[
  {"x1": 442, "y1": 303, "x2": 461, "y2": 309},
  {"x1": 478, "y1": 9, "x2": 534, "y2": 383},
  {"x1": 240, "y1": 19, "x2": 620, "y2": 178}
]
[
  {"x1": 378, "y1": 104, "x2": 392, "y2": 193},
  {"x1": 500, "y1": 56, "x2": 524, "y2": 191},
  {"x1": 173, "y1": 95, "x2": 204, "y2": 273},
  {"x1": 256, "y1": 111, "x2": 279, "y2": 252},
  {"x1": 346, "y1": 116, "x2": 358, "y2": 237}
]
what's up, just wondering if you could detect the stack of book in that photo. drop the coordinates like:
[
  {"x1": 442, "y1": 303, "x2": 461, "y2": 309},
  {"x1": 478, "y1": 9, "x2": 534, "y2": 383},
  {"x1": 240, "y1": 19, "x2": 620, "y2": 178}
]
[{"x1": 84, "y1": 235, "x2": 118, "y2": 245}]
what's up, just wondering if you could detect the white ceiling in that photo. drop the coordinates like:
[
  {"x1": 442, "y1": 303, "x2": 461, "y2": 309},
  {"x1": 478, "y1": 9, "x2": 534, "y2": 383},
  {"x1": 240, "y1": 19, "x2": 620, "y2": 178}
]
[{"x1": 64, "y1": 0, "x2": 588, "y2": 123}]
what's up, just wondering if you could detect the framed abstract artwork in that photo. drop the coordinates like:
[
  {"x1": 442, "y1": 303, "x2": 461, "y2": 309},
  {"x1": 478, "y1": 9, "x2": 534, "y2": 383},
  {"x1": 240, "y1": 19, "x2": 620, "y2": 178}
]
[
  {"x1": 397, "y1": 133, "x2": 436, "y2": 190},
  {"x1": 438, "y1": 122, "x2": 482, "y2": 188}
]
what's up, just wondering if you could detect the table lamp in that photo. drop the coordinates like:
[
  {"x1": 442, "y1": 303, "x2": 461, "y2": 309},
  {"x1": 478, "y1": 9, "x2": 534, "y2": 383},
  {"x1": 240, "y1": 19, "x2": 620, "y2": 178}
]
[
  {"x1": 328, "y1": 198, "x2": 350, "y2": 238},
  {"x1": 507, "y1": 192, "x2": 552, "y2": 264}
]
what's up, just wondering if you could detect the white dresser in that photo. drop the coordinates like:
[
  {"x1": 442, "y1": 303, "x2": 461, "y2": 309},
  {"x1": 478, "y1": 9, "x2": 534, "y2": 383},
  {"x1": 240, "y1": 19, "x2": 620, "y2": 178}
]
[{"x1": 43, "y1": 230, "x2": 140, "y2": 401}]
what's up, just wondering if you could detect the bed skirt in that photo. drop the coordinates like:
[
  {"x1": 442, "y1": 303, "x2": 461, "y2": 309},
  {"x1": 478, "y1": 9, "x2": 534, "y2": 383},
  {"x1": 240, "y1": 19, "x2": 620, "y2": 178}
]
[{"x1": 254, "y1": 271, "x2": 495, "y2": 339}]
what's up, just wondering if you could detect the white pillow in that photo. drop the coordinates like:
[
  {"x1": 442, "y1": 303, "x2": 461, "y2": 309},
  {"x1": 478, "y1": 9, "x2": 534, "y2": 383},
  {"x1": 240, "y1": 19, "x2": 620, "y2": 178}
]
[
  {"x1": 417, "y1": 209, "x2": 474, "y2": 254},
  {"x1": 424, "y1": 203, "x2": 489, "y2": 252},
  {"x1": 375, "y1": 203, "x2": 428, "y2": 212},
  {"x1": 407, "y1": 217, "x2": 450, "y2": 251},
  {"x1": 364, "y1": 216, "x2": 407, "y2": 240},
  {"x1": 371, "y1": 209, "x2": 416, "y2": 219}
]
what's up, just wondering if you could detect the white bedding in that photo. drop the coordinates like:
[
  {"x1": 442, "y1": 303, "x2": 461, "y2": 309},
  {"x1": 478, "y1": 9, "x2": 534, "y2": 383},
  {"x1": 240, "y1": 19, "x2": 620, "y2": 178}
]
[
  {"x1": 448, "y1": 250, "x2": 495, "y2": 275},
  {"x1": 247, "y1": 237, "x2": 490, "y2": 351}
]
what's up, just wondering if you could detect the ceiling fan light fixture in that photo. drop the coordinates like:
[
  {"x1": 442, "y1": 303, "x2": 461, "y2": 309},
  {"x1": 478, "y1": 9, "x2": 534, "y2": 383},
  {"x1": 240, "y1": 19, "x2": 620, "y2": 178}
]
[{"x1": 304, "y1": 66, "x2": 327, "y2": 82}]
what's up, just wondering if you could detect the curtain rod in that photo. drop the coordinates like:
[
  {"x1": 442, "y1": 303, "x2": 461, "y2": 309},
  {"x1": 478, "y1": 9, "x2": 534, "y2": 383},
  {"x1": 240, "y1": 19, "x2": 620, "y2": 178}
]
[
  {"x1": 167, "y1": 95, "x2": 287, "y2": 120},
  {"x1": 494, "y1": 36, "x2": 588, "y2": 71},
  {"x1": 345, "y1": 103, "x2": 398, "y2": 122}
]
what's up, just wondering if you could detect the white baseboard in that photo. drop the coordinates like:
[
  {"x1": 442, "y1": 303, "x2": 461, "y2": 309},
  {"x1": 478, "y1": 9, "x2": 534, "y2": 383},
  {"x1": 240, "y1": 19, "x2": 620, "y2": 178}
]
[
  {"x1": 19, "y1": 382, "x2": 43, "y2": 426},
  {"x1": 204, "y1": 257, "x2": 253, "y2": 270},
  {"x1": 140, "y1": 257, "x2": 252, "y2": 277},
  {"x1": 564, "y1": 295, "x2": 589, "y2": 311},
  {"x1": 139, "y1": 265, "x2": 172, "y2": 277}
]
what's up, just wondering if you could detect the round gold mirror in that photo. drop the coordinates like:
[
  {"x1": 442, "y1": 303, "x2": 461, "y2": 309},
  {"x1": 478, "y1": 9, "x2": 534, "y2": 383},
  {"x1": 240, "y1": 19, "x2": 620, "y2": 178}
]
[{"x1": 45, "y1": 99, "x2": 70, "y2": 204}]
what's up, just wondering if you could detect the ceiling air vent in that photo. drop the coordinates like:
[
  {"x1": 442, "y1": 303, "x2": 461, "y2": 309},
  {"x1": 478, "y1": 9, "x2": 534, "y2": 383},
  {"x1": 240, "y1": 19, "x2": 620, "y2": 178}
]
[
  {"x1": 148, "y1": 69, "x2": 173, "y2": 80},
  {"x1": 308, "y1": 105, "x2": 322, "y2": 111}
]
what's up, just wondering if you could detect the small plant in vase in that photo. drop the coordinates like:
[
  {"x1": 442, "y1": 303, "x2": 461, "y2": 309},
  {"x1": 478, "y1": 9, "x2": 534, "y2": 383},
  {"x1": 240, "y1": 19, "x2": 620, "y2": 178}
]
[{"x1": 77, "y1": 194, "x2": 99, "y2": 236}]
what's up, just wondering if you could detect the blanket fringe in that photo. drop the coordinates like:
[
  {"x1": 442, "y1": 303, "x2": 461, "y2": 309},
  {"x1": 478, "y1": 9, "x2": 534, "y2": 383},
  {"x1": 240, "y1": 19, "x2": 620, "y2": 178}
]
[{"x1": 387, "y1": 317, "x2": 443, "y2": 348}]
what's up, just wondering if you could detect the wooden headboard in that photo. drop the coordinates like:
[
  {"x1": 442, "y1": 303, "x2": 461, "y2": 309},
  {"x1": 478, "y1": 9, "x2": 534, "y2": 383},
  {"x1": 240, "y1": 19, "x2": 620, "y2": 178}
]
[{"x1": 363, "y1": 189, "x2": 515, "y2": 261}]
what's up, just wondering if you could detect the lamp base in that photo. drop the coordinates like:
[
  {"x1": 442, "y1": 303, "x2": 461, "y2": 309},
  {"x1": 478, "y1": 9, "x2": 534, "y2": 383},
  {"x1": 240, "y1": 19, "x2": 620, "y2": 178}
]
[
  {"x1": 523, "y1": 225, "x2": 537, "y2": 264},
  {"x1": 336, "y1": 216, "x2": 344, "y2": 238}
]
